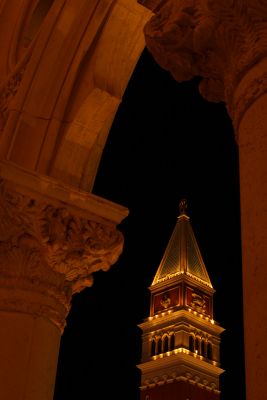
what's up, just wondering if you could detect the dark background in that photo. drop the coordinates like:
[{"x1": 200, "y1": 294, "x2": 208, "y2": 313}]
[{"x1": 54, "y1": 48, "x2": 245, "y2": 400}]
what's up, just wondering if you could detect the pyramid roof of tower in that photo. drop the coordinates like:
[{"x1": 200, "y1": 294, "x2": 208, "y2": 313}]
[{"x1": 151, "y1": 200, "x2": 213, "y2": 288}]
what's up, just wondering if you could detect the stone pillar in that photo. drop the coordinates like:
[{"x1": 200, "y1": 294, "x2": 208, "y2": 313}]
[
  {"x1": 234, "y1": 60, "x2": 267, "y2": 400},
  {"x1": 142, "y1": 2, "x2": 267, "y2": 400},
  {"x1": 0, "y1": 160, "x2": 128, "y2": 400}
]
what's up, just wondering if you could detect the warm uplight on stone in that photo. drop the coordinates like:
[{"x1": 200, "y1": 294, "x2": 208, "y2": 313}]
[{"x1": 0, "y1": 1, "x2": 265, "y2": 399}]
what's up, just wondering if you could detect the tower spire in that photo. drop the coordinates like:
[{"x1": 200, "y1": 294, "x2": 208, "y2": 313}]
[{"x1": 152, "y1": 199, "x2": 212, "y2": 288}]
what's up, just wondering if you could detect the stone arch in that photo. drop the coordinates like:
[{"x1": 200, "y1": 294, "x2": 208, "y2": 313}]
[
  {"x1": 49, "y1": 1, "x2": 152, "y2": 191},
  {"x1": 0, "y1": 0, "x2": 152, "y2": 191},
  {"x1": 1, "y1": 1, "x2": 248, "y2": 398}
]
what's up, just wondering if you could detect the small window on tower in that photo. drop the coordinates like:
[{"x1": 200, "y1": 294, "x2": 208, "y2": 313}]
[
  {"x1": 163, "y1": 335, "x2": 168, "y2": 353},
  {"x1": 201, "y1": 339, "x2": 205, "y2": 356},
  {"x1": 195, "y1": 337, "x2": 200, "y2": 354},
  {"x1": 189, "y1": 335, "x2": 194, "y2": 352},
  {"x1": 151, "y1": 339, "x2": 156, "y2": 357},
  {"x1": 157, "y1": 337, "x2": 162, "y2": 355},
  {"x1": 170, "y1": 334, "x2": 175, "y2": 351},
  {"x1": 207, "y1": 342, "x2": 213, "y2": 360}
]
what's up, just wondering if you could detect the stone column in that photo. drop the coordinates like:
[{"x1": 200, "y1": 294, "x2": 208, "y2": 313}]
[
  {"x1": 141, "y1": 1, "x2": 267, "y2": 400},
  {"x1": 0, "y1": 160, "x2": 128, "y2": 400}
]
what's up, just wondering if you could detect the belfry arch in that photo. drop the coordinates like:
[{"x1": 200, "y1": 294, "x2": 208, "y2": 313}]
[{"x1": 0, "y1": 1, "x2": 265, "y2": 400}]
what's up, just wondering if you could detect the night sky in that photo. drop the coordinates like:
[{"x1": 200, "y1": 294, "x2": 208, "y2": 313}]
[{"x1": 53, "y1": 48, "x2": 245, "y2": 400}]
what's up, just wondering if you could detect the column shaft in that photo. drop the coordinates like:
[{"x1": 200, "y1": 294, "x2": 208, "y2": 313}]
[
  {"x1": 238, "y1": 92, "x2": 267, "y2": 400},
  {"x1": 0, "y1": 311, "x2": 60, "y2": 400}
]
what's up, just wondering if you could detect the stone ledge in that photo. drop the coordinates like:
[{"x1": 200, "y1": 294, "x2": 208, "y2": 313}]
[{"x1": 0, "y1": 160, "x2": 129, "y2": 225}]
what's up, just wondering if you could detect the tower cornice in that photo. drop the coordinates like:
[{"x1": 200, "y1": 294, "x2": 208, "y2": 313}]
[
  {"x1": 138, "y1": 350, "x2": 224, "y2": 376},
  {"x1": 139, "y1": 308, "x2": 224, "y2": 336},
  {"x1": 149, "y1": 272, "x2": 215, "y2": 295},
  {"x1": 138, "y1": 351, "x2": 224, "y2": 393}
]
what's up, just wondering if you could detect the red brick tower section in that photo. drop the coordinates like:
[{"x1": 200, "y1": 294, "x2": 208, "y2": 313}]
[{"x1": 138, "y1": 200, "x2": 225, "y2": 400}]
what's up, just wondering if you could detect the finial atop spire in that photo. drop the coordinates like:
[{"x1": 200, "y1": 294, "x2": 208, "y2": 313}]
[{"x1": 179, "y1": 198, "x2": 188, "y2": 216}]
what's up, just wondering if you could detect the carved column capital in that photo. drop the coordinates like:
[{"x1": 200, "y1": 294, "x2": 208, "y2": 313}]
[
  {"x1": 0, "y1": 161, "x2": 128, "y2": 332},
  {"x1": 144, "y1": 0, "x2": 267, "y2": 133}
]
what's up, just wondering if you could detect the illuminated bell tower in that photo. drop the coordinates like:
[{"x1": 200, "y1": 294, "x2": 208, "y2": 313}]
[{"x1": 138, "y1": 200, "x2": 225, "y2": 400}]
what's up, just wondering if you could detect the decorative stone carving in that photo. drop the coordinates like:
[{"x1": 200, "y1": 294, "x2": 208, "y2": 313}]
[
  {"x1": 144, "y1": 0, "x2": 267, "y2": 132},
  {"x1": 0, "y1": 161, "x2": 126, "y2": 332},
  {"x1": 40, "y1": 204, "x2": 123, "y2": 288},
  {"x1": 160, "y1": 293, "x2": 171, "y2": 308},
  {"x1": 191, "y1": 292, "x2": 206, "y2": 313}
]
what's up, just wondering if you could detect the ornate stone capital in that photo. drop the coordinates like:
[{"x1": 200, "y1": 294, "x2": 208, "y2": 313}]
[
  {"x1": 0, "y1": 161, "x2": 128, "y2": 332},
  {"x1": 144, "y1": 0, "x2": 267, "y2": 132}
]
